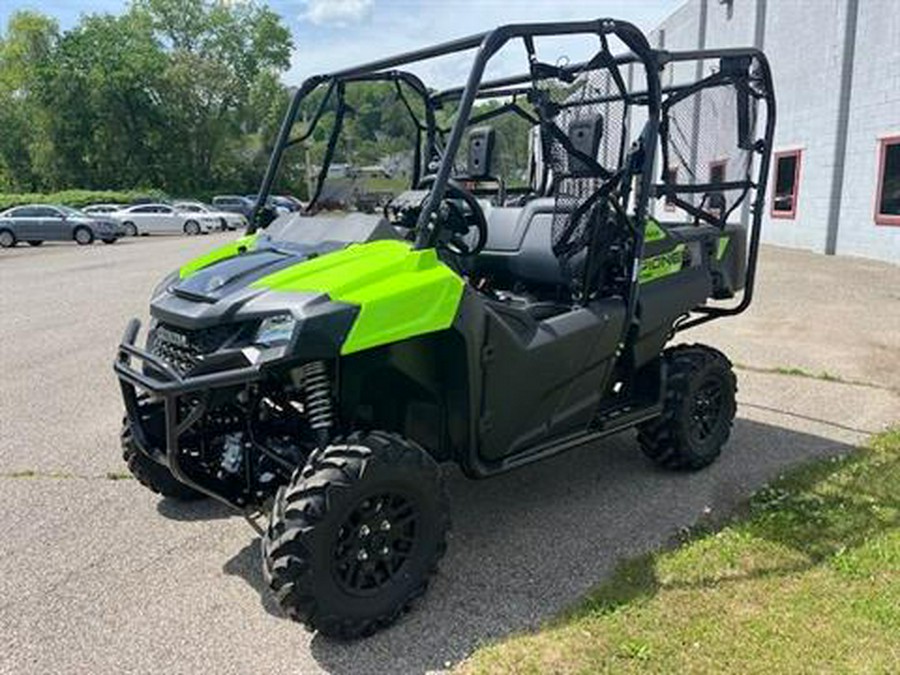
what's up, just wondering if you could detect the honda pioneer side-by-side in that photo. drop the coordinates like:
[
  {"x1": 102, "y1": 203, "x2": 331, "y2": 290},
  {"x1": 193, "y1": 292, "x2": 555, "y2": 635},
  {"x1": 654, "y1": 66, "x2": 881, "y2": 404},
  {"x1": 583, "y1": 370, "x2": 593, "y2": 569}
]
[{"x1": 114, "y1": 19, "x2": 775, "y2": 638}]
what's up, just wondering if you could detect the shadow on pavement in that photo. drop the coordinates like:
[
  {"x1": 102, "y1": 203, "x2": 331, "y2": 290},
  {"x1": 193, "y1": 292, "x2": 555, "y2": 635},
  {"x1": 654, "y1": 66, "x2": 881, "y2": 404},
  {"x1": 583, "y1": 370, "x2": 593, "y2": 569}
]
[
  {"x1": 156, "y1": 496, "x2": 235, "y2": 522},
  {"x1": 219, "y1": 417, "x2": 855, "y2": 675},
  {"x1": 222, "y1": 538, "x2": 284, "y2": 618}
]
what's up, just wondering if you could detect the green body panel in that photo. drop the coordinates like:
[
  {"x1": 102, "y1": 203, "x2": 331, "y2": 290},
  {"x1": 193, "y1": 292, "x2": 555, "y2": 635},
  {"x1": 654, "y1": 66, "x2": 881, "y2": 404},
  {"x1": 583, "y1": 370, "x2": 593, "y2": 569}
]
[
  {"x1": 251, "y1": 240, "x2": 464, "y2": 355},
  {"x1": 643, "y1": 218, "x2": 668, "y2": 243},
  {"x1": 179, "y1": 234, "x2": 257, "y2": 278},
  {"x1": 716, "y1": 236, "x2": 729, "y2": 261},
  {"x1": 639, "y1": 244, "x2": 686, "y2": 284}
]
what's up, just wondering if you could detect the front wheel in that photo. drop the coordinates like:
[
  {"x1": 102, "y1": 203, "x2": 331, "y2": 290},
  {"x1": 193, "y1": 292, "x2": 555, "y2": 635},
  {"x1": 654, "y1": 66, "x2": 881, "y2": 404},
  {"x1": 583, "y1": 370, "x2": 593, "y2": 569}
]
[
  {"x1": 183, "y1": 220, "x2": 201, "y2": 236},
  {"x1": 74, "y1": 226, "x2": 94, "y2": 245},
  {"x1": 262, "y1": 431, "x2": 450, "y2": 639},
  {"x1": 121, "y1": 421, "x2": 206, "y2": 501},
  {"x1": 123, "y1": 222, "x2": 138, "y2": 237},
  {"x1": 637, "y1": 344, "x2": 737, "y2": 470}
]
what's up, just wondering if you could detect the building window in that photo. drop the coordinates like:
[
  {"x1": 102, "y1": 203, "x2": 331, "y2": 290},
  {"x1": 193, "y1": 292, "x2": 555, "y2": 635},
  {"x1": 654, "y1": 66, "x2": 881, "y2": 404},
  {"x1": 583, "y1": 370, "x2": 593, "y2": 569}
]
[
  {"x1": 771, "y1": 150, "x2": 802, "y2": 219},
  {"x1": 875, "y1": 136, "x2": 900, "y2": 226},
  {"x1": 709, "y1": 159, "x2": 727, "y2": 185},
  {"x1": 664, "y1": 166, "x2": 678, "y2": 211}
]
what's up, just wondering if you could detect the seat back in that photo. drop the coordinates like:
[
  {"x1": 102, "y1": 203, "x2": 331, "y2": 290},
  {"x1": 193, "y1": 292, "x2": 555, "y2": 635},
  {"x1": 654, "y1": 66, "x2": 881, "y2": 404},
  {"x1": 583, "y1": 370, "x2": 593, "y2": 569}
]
[{"x1": 531, "y1": 67, "x2": 629, "y2": 286}]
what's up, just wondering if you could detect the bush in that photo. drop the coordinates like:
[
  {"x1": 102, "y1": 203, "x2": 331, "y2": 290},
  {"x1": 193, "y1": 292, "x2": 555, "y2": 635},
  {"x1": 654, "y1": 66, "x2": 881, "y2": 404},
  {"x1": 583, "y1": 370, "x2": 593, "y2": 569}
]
[{"x1": 0, "y1": 189, "x2": 168, "y2": 211}]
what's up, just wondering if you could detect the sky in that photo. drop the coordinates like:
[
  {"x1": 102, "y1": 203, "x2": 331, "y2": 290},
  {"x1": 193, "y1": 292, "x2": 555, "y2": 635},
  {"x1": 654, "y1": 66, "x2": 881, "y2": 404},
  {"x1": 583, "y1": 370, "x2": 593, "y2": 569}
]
[{"x1": 1, "y1": 0, "x2": 683, "y2": 87}]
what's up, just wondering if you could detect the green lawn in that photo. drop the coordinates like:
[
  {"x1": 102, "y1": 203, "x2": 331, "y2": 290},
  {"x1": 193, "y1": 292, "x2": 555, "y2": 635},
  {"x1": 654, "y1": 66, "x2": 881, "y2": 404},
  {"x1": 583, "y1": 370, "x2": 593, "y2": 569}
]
[{"x1": 459, "y1": 428, "x2": 900, "y2": 674}]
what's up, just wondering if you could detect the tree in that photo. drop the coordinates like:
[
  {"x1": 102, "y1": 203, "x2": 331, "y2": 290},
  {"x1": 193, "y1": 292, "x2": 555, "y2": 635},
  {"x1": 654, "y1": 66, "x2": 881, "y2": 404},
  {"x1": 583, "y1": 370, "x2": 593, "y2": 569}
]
[
  {"x1": 0, "y1": 11, "x2": 59, "y2": 190},
  {"x1": 0, "y1": 1, "x2": 294, "y2": 196}
]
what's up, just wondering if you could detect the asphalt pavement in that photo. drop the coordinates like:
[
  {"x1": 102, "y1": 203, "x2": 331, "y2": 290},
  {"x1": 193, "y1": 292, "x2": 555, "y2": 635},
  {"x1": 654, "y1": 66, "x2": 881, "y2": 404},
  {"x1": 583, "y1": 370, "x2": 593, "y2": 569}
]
[{"x1": 1, "y1": 235, "x2": 897, "y2": 674}]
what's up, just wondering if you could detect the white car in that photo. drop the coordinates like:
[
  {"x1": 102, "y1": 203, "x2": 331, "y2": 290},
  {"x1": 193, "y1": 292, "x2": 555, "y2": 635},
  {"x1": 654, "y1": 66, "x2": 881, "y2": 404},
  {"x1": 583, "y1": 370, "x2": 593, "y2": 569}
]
[
  {"x1": 173, "y1": 201, "x2": 247, "y2": 231},
  {"x1": 109, "y1": 203, "x2": 218, "y2": 236}
]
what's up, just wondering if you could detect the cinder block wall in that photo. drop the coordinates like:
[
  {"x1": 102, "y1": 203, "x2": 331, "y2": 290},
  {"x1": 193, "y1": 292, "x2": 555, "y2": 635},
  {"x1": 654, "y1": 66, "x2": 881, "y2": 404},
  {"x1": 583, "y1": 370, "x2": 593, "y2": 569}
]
[{"x1": 836, "y1": 0, "x2": 900, "y2": 262}]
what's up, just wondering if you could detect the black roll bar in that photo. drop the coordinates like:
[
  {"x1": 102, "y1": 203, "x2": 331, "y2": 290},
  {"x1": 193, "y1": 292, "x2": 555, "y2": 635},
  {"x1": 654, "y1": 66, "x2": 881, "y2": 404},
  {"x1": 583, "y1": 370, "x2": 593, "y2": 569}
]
[{"x1": 248, "y1": 21, "x2": 774, "y2": 333}]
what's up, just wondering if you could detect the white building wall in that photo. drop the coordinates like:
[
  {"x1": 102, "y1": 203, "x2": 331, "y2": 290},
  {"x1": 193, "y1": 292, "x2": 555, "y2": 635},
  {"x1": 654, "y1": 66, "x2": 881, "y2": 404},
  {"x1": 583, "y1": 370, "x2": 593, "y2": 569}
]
[
  {"x1": 648, "y1": 0, "x2": 900, "y2": 263},
  {"x1": 759, "y1": 0, "x2": 847, "y2": 253},
  {"x1": 704, "y1": 0, "x2": 756, "y2": 49},
  {"x1": 836, "y1": 0, "x2": 900, "y2": 262}
]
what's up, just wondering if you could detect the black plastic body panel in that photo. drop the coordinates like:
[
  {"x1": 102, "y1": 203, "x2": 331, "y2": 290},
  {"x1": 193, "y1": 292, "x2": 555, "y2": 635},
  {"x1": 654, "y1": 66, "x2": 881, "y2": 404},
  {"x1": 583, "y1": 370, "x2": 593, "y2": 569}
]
[{"x1": 476, "y1": 298, "x2": 625, "y2": 460}]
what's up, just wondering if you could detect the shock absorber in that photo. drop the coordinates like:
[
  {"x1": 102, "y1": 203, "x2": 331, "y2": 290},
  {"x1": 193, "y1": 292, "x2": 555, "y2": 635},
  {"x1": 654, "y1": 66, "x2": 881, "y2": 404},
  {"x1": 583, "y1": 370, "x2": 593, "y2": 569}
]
[{"x1": 298, "y1": 360, "x2": 333, "y2": 448}]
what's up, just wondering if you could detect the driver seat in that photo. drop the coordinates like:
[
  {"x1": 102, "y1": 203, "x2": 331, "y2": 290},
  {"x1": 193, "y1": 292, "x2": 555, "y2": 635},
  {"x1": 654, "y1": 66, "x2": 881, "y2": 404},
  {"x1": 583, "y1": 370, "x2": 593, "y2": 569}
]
[{"x1": 470, "y1": 114, "x2": 607, "y2": 292}]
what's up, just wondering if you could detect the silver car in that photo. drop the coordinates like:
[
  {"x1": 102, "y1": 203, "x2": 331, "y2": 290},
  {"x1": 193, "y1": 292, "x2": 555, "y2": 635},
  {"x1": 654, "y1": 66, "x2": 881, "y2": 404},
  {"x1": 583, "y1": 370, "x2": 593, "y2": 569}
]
[
  {"x1": 0, "y1": 204, "x2": 123, "y2": 248},
  {"x1": 109, "y1": 203, "x2": 217, "y2": 236}
]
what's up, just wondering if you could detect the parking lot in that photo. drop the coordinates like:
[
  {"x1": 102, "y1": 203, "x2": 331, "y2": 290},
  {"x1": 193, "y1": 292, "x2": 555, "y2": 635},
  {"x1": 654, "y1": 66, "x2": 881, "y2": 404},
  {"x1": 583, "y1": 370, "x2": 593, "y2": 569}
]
[{"x1": 1, "y1": 235, "x2": 898, "y2": 675}]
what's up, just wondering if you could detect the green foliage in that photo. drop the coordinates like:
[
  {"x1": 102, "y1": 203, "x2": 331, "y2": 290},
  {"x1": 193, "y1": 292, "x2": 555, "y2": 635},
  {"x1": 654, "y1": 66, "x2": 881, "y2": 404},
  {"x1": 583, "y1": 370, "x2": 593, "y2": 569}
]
[
  {"x1": 0, "y1": 1, "x2": 293, "y2": 196},
  {"x1": 0, "y1": 188, "x2": 166, "y2": 210},
  {"x1": 1, "y1": 2, "x2": 539, "y2": 202}
]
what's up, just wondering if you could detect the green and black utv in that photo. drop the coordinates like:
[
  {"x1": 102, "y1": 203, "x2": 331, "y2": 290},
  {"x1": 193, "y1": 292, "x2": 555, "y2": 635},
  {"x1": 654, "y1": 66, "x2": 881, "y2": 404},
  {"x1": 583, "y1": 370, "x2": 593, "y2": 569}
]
[{"x1": 114, "y1": 19, "x2": 775, "y2": 638}]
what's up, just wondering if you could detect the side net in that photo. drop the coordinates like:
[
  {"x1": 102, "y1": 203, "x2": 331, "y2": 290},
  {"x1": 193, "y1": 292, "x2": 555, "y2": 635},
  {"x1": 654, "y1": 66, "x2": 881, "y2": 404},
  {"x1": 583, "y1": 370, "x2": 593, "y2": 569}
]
[{"x1": 658, "y1": 55, "x2": 769, "y2": 225}]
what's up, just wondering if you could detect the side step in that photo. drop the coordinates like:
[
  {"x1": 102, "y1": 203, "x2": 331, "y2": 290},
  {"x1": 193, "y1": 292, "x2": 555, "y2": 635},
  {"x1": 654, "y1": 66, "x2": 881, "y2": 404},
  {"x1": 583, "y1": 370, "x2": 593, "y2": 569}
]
[
  {"x1": 592, "y1": 400, "x2": 663, "y2": 433},
  {"x1": 496, "y1": 401, "x2": 663, "y2": 473}
]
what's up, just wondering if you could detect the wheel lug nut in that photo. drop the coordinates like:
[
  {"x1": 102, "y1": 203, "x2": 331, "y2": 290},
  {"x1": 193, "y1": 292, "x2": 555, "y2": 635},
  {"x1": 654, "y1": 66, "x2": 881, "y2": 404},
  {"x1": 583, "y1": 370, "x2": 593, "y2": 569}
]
[
  {"x1": 357, "y1": 549, "x2": 369, "y2": 561},
  {"x1": 359, "y1": 525, "x2": 370, "y2": 538},
  {"x1": 380, "y1": 519, "x2": 391, "y2": 531}
]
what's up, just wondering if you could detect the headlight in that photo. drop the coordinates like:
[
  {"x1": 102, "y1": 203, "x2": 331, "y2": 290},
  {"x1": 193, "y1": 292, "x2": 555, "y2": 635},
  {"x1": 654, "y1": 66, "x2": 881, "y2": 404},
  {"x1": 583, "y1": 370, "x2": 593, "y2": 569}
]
[{"x1": 255, "y1": 313, "x2": 296, "y2": 346}]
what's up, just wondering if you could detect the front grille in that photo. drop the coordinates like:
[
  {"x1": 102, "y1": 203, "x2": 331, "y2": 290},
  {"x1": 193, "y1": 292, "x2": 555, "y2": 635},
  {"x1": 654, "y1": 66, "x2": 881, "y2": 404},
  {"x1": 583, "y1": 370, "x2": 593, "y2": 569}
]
[{"x1": 148, "y1": 322, "x2": 252, "y2": 375}]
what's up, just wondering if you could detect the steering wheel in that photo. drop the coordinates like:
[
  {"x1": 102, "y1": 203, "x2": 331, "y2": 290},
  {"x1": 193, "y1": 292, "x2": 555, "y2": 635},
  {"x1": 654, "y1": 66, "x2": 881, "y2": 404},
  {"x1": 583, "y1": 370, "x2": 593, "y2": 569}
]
[{"x1": 418, "y1": 177, "x2": 488, "y2": 256}]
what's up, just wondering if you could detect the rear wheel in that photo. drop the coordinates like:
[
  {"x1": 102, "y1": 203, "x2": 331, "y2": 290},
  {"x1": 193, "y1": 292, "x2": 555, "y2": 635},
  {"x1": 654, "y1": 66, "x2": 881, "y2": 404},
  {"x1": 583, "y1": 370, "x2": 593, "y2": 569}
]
[
  {"x1": 0, "y1": 229, "x2": 16, "y2": 248},
  {"x1": 262, "y1": 431, "x2": 449, "y2": 639},
  {"x1": 637, "y1": 344, "x2": 737, "y2": 470},
  {"x1": 184, "y1": 220, "x2": 201, "y2": 236},
  {"x1": 121, "y1": 420, "x2": 206, "y2": 501},
  {"x1": 123, "y1": 222, "x2": 138, "y2": 237},
  {"x1": 28, "y1": 240, "x2": 44, "y2": 247},
  {"x1": 74, "y1": 226, "x2": 94, "y2": 245}
]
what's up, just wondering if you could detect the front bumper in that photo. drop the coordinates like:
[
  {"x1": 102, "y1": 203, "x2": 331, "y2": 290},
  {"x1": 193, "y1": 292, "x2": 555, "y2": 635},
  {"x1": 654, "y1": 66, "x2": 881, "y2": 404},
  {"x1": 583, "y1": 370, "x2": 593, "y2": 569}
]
[{"x1": 113, "y1": 318, "x2": 263, "y2": 507}]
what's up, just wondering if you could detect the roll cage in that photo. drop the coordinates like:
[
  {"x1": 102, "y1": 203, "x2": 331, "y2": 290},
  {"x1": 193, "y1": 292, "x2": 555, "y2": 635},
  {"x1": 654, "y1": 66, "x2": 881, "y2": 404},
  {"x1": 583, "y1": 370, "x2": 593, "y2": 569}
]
[{"x1": 250, "y1": 18, "x2": 775, "y2": 335}]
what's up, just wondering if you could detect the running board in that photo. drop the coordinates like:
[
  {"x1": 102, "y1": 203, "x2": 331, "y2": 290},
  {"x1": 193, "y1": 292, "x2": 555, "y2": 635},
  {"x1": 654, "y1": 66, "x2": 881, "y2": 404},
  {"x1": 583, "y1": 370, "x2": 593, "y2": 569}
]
[{"x1": 496, "y1": 401, "x2": 663, "y2": 473}]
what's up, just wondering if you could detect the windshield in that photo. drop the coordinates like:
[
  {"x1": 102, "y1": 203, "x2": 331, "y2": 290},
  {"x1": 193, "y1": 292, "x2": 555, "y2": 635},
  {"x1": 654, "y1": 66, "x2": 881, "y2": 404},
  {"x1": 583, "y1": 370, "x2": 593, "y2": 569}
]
[
  {"x1": 59, "y1": 206, "x2": 86, "y2": 217},
  {"x1": 272, "y1": 76, "x2": 428, "y2": 214}
]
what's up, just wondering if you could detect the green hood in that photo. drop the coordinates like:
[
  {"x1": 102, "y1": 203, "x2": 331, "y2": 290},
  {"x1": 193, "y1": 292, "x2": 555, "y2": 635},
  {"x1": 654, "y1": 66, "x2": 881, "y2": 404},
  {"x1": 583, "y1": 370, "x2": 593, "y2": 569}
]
[{"x1": 251, "y1": 240, "x2": 464, "y2": 355}]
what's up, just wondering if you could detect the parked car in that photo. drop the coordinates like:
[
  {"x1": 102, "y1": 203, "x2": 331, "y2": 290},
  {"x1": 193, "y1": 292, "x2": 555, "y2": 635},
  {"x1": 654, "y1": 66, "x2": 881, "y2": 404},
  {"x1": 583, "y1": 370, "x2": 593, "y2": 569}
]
[
  {"x1": 211, "y1": 195, "x2": 254, "y2": 218},
  {"x1": 109, "y1": 203, "x2": 217, "y2": 236},
  {"x1": 84, "y1": 203, "x2": 127, "y2": 215},
  {"x1": 0, "y1": 204, "x2": 122, "y2": 248},
  {"x1": 277, "y1": 195, "x2": 306, "y2": 211},
  {"x1": 245, "y1": 194, "x2": 293, "y2": 215},
  {"x1": 173, "y1": 201, "x2": 247, "y2": 231}
]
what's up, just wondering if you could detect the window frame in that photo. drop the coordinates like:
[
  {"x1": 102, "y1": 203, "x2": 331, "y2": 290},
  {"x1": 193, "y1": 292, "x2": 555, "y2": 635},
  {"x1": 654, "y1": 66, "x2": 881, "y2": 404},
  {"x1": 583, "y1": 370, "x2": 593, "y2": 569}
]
[
  {"x1": 770, "y1": 149, "x2": 802, "y2": 220},
  {"x1": 35, "y1": 206, "x2": 64, "y2": 218},
  {"x1": 874, "y1": 135, "x2": 900, "y2": 226}
]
